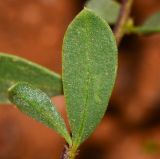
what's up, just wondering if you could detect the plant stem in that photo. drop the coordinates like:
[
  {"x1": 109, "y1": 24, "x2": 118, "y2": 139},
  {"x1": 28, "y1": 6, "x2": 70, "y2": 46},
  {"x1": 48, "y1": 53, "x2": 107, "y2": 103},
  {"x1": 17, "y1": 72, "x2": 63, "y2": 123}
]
[
  {"x1": 60, "y1": 145, "x2": 68, "y2": 159},
  {"x1": 61, "y1": 145, "x2": 78, "y2": 159},
  {"x1": 113, "y1": 0, "x2": 133, "y2": 45}
]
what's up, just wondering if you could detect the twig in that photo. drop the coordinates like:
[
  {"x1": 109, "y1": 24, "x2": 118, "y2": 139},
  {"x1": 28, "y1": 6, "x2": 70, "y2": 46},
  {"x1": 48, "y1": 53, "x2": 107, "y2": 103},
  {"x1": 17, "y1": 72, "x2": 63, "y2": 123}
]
[
  {"x1": 60, "y1": 145, "x2": 69, "y2": 159},
  {"x1": 60, "y1": 144, "x2": 78, "y2": 159},
  {"x1": 113, "y1": 0, "x2": 133, "y2": 45}
]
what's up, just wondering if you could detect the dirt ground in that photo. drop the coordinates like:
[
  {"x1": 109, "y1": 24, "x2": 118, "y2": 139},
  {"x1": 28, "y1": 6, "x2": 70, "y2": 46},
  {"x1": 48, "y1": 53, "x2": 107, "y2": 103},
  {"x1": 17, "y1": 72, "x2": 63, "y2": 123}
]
[{"x1": 0, "y1": 0, "x2": 160, "y2": 159}]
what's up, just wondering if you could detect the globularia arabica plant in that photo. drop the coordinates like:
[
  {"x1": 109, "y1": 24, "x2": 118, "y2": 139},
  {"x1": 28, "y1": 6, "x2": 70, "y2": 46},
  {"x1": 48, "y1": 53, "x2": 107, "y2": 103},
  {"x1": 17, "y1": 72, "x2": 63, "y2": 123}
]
[
  {"x1": 1, "y1": 0, "x2": 160, "y2": 158},
  {"x1": 0, "y1": 9, "x2": 117, "y2": 159}
]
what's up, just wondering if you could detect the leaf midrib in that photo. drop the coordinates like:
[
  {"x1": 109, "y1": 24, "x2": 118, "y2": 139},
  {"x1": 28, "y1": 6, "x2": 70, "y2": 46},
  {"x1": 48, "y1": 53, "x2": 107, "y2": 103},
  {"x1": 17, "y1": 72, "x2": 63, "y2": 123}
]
[{"x1": 73, "y1": 22, "x2": 92, "y2": 146}]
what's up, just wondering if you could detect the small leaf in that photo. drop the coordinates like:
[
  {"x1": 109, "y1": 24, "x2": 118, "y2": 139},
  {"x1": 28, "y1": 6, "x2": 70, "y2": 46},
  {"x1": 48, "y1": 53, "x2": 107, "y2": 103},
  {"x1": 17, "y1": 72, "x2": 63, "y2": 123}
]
[
  {"x1": 63, "y1": 9, "x2": 117, "y2": 148},
  {"x1": 0, "y1": 53, "x2": 62, "y2": 104},
  {"x1": 85, "y1": 0, "x2": 120, "y2": 24},
  {"x1": 133, "y1": 11, "x2": 160, "y2": 34},
  {"x1": 8, "y1": 82, "x2": 72, "y2": 145}
]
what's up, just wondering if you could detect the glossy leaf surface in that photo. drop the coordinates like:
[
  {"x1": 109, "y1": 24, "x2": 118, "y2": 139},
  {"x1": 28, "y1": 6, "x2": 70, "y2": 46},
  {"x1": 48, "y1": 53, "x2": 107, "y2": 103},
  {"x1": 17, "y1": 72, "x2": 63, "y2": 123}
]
[
  {"x1": 0, "y1": 53, "x2": 62, "y2": 104},
  {"x1": 8, "y1": 82, "x2": 71, "y2": 145},
  {"x1": 63, "y1": 9, "x2": 117, "y2": 147},
  {"x1": 85, "y1": 0, "x2": 120, "y2": 24}
]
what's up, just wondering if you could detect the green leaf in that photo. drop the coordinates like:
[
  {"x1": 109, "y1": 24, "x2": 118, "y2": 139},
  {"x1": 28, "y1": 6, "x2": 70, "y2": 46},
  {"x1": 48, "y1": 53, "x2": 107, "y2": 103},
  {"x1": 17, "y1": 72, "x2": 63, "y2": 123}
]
[
  {"x1": 0, "y1": 53, "x2": 62, "y2": 104},
  {"x1": 8, "y1": 82, "x2": 72, "y2": 145},
  {"x1": 85, "y1": 0, "x2": 120, "y2": 24},
  {"x1": 133, "y1": 12, "x2": 160, "y2": 34},
  {"x1": 62, "y1": 9, "x2": 117, "y2": 148}
]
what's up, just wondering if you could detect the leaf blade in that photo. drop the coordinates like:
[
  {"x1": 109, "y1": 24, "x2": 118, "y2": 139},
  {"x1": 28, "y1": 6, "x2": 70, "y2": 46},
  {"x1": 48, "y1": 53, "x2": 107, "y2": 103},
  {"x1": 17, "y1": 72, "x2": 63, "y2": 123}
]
[
  {"x1": 133, "y1": 12, "x2": 160, "y2": 34},
  {"x1": 85, "y1": 0, "x2": 120, "y2": 24},
  {"x1": 8, "y1": 82, "x2": 71, "y2": 145},
  {"x1": 0, "y1": 53, "x2": 63, "y2": 104},
  {"x1": 62, "y1": 9, "x2": 117, "y2": 147}
]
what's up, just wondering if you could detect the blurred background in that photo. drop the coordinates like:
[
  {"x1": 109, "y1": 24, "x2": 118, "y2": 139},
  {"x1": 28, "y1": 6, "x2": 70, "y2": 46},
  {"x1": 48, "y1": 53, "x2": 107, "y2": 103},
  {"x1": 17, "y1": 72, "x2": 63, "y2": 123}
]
[{"x1": 0, "y1": 0, "x2": 160, "y2": 159}]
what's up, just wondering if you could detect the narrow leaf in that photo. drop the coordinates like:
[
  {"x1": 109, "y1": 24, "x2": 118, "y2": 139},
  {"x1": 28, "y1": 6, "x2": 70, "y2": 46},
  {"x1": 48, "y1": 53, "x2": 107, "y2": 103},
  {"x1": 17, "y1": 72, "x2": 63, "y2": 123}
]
[
  {"x1": 85, "y1": 0, "x2": 120, "y2": 24},
  {"x1": 62, "y1": 9, "x2": 117, "y2": 148},
  {"x1": 8, "y1": 82, "x2": 72, "y2": 145},
  {"x1": 0, "y1": 53, "x2": 62, "y2": 104},
  {"x1": 133, "y1": 12, "x2": 160, "y2": 34}
]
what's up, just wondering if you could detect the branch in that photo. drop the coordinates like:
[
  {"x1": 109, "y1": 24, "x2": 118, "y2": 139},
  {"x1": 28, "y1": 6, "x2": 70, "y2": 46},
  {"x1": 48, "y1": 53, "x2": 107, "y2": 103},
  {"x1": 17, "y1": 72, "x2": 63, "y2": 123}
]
[
  {"x1": 60, "y1": 144, "x2": 78, "y2": 159},
  {"x1": 113, "y1": 0, "x2": 133, "y2": 45},
  {"x1": 60, "y1": 145, "x2": 68, "y2": 159}
]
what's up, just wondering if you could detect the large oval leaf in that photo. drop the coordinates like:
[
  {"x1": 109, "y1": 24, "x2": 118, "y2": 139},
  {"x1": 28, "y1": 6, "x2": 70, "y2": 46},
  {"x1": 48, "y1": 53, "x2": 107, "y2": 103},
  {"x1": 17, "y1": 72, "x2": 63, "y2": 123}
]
[
  {"x1": 8, "y1": 82, "x2": 71, "y2": 145},
  {"x1": 85, "y1": 0, "x2": 120, "y2": 24},
  {"x1": 0, "y1": 53, "x2": 62, "y2": 104},
  {"x1": 62, "y1": 9, "x2": 117, "y2": 148}
]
